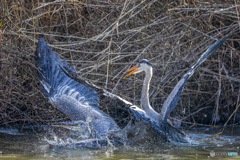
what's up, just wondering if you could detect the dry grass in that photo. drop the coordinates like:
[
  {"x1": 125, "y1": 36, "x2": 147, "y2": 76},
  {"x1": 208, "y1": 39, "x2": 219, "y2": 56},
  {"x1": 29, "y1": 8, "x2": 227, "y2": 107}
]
[{"x1": 0, "y1": 0, "x2": 240, "y2": 130}]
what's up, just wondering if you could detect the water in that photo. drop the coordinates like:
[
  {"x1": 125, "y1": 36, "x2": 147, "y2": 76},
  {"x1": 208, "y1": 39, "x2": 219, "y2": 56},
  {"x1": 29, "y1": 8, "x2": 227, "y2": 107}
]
[{"x1": 0, "y1": 126, "x2": 239, "y2": 159}]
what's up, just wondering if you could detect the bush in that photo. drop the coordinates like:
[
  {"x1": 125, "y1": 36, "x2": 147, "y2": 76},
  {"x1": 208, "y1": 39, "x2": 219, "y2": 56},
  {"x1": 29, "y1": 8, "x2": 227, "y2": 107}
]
[{"x1": 0, "y1": 0, "x2": 239, "y2": 128}]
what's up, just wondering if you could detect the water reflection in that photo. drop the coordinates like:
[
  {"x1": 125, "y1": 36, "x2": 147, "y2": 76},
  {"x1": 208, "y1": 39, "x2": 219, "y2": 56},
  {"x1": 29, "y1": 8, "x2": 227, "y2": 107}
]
[{"x1": 0, "y1": 126, "x2": 240, "y2": 159}]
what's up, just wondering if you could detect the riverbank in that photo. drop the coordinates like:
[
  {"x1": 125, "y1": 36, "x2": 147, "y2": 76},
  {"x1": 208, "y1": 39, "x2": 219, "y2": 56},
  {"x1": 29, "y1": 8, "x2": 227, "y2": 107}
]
[{"x1": 0, "y1": 0, "x2": 239, "y2": 131}]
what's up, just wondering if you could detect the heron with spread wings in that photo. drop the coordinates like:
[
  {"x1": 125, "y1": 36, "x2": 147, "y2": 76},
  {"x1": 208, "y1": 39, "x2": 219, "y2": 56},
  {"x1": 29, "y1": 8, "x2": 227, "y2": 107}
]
[{"x1": 35, "y1": 35, "x2": 228, "y2": 147}]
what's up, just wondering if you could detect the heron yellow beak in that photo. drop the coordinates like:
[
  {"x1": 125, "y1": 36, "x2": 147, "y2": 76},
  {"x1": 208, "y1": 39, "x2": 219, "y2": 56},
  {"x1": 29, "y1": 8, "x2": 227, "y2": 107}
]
[{"x1": 124, "y1": 66, "x2": 139, "y2": 77}]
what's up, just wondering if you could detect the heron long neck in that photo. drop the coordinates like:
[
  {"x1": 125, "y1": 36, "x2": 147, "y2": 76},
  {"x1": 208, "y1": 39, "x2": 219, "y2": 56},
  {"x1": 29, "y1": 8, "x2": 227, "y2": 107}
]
[{"x1": 140, "y1": 69, "x2": 152, "y2": 112}]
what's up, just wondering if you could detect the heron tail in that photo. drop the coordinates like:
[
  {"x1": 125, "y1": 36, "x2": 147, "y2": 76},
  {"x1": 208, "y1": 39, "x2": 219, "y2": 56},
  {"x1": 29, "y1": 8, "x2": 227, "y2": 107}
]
[
  {"x1": 129, "y1": 106, "x2": 187, "y2": 142},
  {"x1": 161, "y1": 121, "x2": 187, "y2": 143}
]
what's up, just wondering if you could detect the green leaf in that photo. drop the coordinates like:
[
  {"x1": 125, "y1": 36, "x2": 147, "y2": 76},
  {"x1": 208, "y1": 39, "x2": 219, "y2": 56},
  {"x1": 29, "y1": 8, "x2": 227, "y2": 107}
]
[{"x1": 0, "y1": 21, "x2": 2, "y2": 27}]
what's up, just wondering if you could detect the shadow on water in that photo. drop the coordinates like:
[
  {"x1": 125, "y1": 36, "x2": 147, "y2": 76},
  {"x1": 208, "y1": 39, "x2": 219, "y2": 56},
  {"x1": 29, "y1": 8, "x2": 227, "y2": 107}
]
[{"x1": 0, "y1": 125, "x2": 240, "y2": 160}]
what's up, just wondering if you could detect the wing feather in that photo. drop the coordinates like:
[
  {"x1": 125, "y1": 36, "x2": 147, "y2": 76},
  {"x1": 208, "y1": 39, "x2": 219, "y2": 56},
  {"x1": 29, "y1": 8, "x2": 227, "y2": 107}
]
[
  {"x1": 35, "y1": 38, "x2": 119, "y2": 136},
  {"x1": 159, "y1": 35, "x2": 228, "y2": 123},
  {"x1": 35, "y1": 38, "x2": 99, "y2": 107}
]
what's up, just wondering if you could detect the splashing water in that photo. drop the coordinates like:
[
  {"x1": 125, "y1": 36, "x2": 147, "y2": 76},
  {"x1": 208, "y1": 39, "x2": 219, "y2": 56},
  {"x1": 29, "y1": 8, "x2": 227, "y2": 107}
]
[{"x1": 0, "y1": 123, "x2": 240, "y2": 159}]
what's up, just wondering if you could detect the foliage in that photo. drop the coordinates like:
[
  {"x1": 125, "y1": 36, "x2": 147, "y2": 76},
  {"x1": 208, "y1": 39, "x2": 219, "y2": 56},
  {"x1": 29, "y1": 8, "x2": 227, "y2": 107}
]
[{"x1": 0, "y1": 0, "x2": 239, "y2": 129}]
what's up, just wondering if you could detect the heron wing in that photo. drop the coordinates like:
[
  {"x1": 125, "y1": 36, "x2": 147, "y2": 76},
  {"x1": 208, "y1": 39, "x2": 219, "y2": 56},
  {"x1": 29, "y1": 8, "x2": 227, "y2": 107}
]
[
  {"x1": 35, "y1": 38, "x2": 119, "y2": 134},
  {"x1": 35, "y1": 38, "x2": 99, "y2": 108},
  {"x1": 159, "y1": 35, "x2": 228, "y2": 123},
  {"x1": 60, "y1": 65, "x2": 134, "y2": 108},
  {"x1": 52, "y1": 94, "x2": 119, "y2": 135}
]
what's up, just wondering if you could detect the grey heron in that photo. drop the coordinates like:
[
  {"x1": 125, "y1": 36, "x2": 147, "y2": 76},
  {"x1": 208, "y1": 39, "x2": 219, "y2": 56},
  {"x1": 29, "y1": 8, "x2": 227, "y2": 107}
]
[
  {"x1": 35, "y1": 35, "x2": 228, "y2": 147},
  {"x1": 123, "y1": 36, "x2": 228, "y2": 142}
]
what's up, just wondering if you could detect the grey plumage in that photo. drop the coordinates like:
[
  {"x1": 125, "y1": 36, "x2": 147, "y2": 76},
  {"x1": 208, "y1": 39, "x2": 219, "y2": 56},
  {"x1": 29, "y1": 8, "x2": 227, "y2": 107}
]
[
  {"x1": 35, "y1": 38, "x2": 120, "y2": 142},
  {"x1": 61, "y1": 35, "x2": 228, "y2": 143},
  {"x1": 35, "y1": 35, "x2": 228, "y2": 146},
  {"x1": 159, "y1": 35, "x2": 229, "y2": 123}
]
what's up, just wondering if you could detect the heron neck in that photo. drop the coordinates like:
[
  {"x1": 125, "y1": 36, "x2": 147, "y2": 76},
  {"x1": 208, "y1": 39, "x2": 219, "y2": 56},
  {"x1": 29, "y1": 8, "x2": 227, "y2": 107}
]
[{"x1": 141, "y1": 69, "x2": 152, "y2": 112}]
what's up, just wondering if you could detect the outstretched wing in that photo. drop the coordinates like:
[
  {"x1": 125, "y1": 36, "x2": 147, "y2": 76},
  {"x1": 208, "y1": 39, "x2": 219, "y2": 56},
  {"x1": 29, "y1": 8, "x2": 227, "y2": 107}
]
[
  {"x1": 159, "y1": 35, "x2": 228, "y2": 123},
  {"x1": 35, "y1": 38, "x2": 120, "y2": 136},
  {"x1": 35, "y1": 38, "x2": 99, "y2": 108},
  {"x1": 60, "y1": 65, "x2": 134, "y2": 108}
]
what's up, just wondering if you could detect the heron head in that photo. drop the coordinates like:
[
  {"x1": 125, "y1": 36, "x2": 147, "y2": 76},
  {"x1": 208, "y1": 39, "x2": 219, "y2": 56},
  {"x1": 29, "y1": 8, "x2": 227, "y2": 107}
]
[{"x1": 125, "y1": 59, "x2": 154, "y2": 77}]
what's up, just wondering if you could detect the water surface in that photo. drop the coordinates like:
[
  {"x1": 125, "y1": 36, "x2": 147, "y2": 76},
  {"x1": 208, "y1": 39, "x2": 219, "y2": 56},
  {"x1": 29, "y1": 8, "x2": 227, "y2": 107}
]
[{"x1": 0, "y1": 126, "x2": 239, "y2": 159}]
